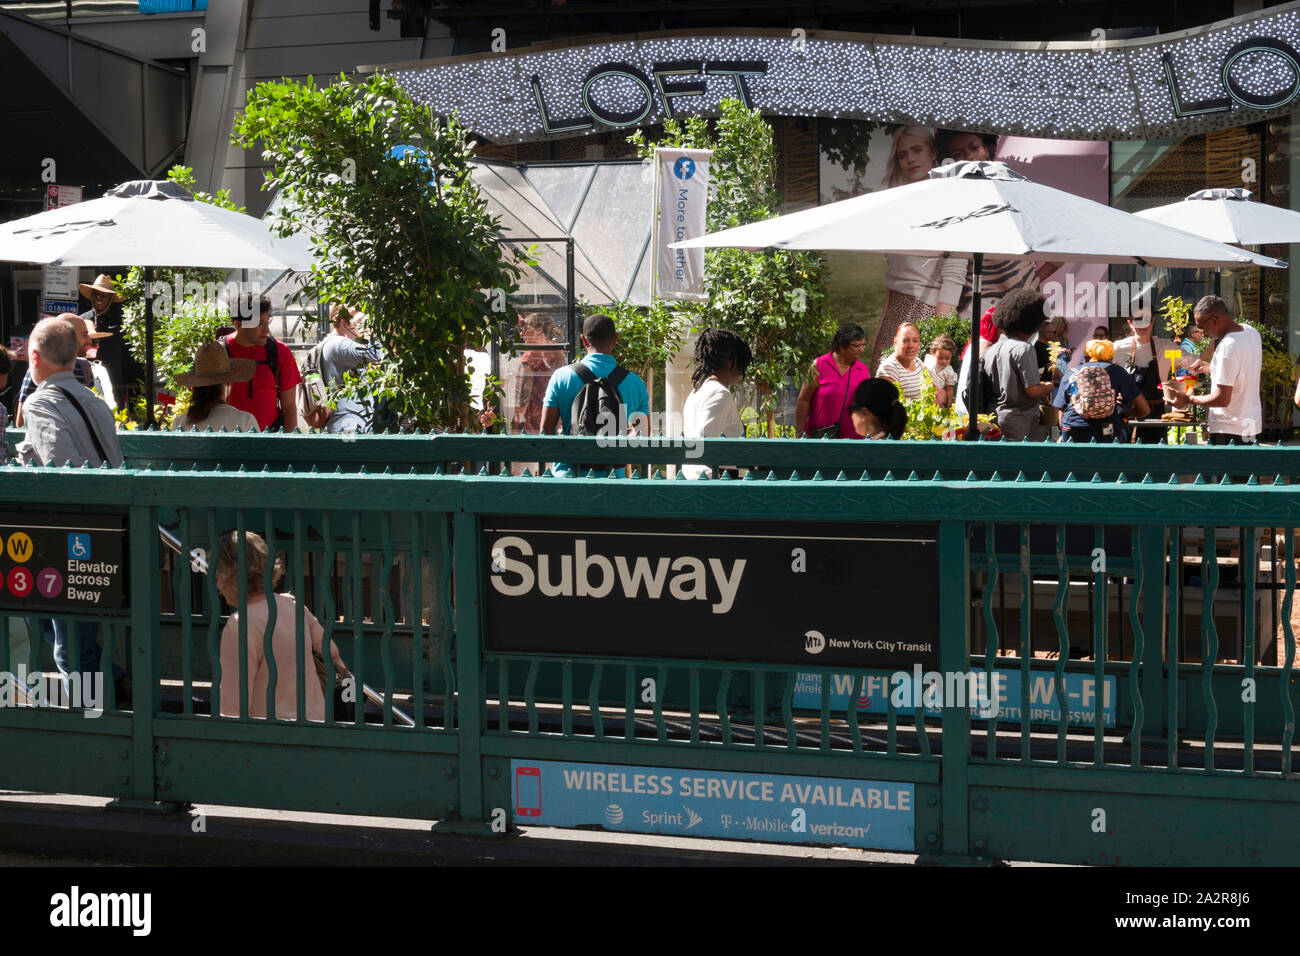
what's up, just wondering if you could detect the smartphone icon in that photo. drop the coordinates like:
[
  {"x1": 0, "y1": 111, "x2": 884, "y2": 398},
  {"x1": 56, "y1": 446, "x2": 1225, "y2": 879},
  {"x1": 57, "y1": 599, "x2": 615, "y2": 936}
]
[{"x1": 515, "y1": 766, "x2": 542, "y2": 817}]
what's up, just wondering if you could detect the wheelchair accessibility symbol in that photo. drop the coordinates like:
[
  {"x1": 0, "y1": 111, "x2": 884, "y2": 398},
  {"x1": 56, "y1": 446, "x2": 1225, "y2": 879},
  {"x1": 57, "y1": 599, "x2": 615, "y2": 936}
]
[{"x1": 68, "y1": 533, "x2": 91, "y2": 561}]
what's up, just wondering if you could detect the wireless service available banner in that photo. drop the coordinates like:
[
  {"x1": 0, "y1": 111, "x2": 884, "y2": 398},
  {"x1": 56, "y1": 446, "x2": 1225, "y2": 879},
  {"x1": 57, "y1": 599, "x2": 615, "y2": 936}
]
[
  {"x1": 654, "y1": 147, "x2": 711, "y2": 300},
  {"x1": 511, "y1": 759, "x2": 915, "y2": 851}
]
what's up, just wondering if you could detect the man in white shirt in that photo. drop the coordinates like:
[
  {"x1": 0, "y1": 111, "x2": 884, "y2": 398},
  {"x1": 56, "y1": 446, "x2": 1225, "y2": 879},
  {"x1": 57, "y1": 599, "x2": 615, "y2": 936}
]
[{"x1": 1166, "y1": 296, "x2": 1262, "y2": 445}]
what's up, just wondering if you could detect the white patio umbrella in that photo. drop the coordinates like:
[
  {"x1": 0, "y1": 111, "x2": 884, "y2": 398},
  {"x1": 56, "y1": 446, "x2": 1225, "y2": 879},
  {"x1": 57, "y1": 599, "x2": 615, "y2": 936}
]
[
  {"x1": 1134, "y1": 188, "x2": 1300, "y2": 246},
  {"x1": 0, "y1": 179, "x2": 315, "y2": 425},
  {"x1": 672, "y1": 161, "x2": 1286, "y2": 436}
]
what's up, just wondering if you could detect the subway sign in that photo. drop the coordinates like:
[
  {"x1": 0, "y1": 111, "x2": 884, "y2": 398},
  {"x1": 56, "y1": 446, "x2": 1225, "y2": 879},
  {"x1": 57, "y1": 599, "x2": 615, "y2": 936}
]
[{"x1": 482, "y1": 516, "x2": 940, "y2": 669}]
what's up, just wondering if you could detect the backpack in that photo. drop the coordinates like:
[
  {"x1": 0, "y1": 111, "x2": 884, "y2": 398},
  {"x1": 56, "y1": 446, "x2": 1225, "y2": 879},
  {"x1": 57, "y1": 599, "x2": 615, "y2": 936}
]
[
  {"x1": 296, "y1": 340, "x2": 330, "y2": 430},
  {"x1": 569, "y1": 361, "x2": 629, "y2": 437},
  {"x1": 961, "y1": 360, "x2": 997, "y2": 415},
  {"x1": 1070, "y1": 364, "x2": 1118, "y2": 420},
  {"x1": 218, "y1": 330, "x2": 283, "y2": 428}
]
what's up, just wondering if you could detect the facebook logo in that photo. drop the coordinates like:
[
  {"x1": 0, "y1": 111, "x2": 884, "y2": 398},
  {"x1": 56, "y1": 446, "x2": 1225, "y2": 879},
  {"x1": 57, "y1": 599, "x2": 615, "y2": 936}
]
[{"x1": 67, "y1": 533, "x2": 90, "y2": 560}]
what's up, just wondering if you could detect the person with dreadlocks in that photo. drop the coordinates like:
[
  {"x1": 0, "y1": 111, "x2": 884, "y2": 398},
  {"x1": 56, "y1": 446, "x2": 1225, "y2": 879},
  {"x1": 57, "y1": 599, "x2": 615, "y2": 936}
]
[{"x1": 682, "y1": 328, "x2": 753, "y2": 479}]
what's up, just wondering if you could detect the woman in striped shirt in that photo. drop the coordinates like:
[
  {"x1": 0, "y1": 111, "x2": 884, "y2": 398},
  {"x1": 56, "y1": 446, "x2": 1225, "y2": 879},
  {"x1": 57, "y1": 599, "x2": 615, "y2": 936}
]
[{"x1": 876, "y1": 323, "x2": 931, "y2": 400}]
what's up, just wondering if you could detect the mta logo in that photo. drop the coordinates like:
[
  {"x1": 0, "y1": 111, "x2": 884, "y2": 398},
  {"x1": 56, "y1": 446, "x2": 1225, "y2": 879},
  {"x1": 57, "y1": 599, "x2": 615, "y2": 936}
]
[
  {"x1": 673, "y1": 157, "x2": 696, "y2": 180},
  {"x1": 67, "y1": 533, "x2": 90, "y2": 560}
]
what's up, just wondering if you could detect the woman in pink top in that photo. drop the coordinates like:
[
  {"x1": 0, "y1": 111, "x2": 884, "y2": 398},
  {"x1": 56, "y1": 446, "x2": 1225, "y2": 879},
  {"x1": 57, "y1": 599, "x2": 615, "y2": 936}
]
[
  {"x1": 216, "y1": 530, "x2": 349, "y2": 722},
  {"x1": 796, "y1": 324, "x2": 871, "y2": 439}
]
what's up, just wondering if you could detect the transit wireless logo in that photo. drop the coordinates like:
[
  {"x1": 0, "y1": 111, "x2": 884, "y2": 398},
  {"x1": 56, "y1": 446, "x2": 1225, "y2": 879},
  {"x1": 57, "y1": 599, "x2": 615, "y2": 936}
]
[{"x1": 673, "y1": 156, "x2": 696, "y2": 180}]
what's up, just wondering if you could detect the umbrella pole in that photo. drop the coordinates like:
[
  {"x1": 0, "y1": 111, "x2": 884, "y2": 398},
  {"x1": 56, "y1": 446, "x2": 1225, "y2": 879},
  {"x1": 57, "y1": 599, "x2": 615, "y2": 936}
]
[
  {"x1": 965, "y1": 253, "x2": 983, "y2": 441},
  {"x1": 144, "y1": 265, "x2": 155, "y2": 429}
]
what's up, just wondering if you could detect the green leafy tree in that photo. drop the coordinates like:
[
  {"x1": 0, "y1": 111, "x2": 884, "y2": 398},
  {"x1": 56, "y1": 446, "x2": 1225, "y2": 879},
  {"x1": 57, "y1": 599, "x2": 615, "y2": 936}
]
[
  {"x1": 595, "y1": 299, "x2": 690, "y2": 402},
  {"x1": 630, "y1": 99, "x2": 834, "y2": 436},
  {"x1": 233, "y1": 73, "x2": 522, "y2": 429}
]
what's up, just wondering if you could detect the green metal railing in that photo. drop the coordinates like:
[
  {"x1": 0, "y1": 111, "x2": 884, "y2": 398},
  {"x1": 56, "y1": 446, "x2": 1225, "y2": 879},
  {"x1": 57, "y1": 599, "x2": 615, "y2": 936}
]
[{"x1": 0, "y1": 435, "x2": 1298, "y2": 864}]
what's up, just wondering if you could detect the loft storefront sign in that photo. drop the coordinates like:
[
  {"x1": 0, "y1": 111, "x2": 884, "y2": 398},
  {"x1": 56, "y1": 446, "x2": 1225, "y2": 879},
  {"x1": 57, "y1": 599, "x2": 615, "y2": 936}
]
[
  {"x1": 1164, "y1": 36, "x2": 1300, "y2": 116},
  {"x1": 482, "y1": 517, "x2": 939, "y2": 669},
  {"x1": 369, "y1": 4, "x2": 1300, "y2": 143},
  {"x1": 531, "y1": 61, "x2": 766, "y2": 134}
]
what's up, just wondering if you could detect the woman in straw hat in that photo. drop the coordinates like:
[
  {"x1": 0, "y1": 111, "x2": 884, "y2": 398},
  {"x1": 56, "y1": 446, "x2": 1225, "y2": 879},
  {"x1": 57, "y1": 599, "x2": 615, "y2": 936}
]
[{"x1": 172, "y1": 341, "x2": 260, "y2": 432}]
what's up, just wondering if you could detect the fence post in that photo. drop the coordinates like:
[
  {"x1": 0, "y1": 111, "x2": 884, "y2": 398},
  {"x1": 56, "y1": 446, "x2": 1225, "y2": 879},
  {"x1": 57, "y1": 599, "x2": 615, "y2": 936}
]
[
  {"x1": 108, "y1": 504, "x2": 178, "y2": 813},
  {"x1": 938, "y1": 519, "x2": 970, "y2": 858},
  {"x1": 1138, "y1": 525, "x2": 1167, "y2": 739},
  {"x1": 438, "y1": 509, "x2": 489, "y2": 833}
]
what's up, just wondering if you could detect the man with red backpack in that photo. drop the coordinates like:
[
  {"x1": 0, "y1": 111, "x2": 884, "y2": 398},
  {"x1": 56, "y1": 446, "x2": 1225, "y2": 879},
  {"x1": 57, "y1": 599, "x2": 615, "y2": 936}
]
[
  {"x1": 1052, "y1": 337, "x2": 1149, "y2": 443},
  {"x1": 222, "y1": 293, "x2": 302, "y2": 431},
  {"x1": 540, "y1": 313, "x2": 649, "y2": 477}
]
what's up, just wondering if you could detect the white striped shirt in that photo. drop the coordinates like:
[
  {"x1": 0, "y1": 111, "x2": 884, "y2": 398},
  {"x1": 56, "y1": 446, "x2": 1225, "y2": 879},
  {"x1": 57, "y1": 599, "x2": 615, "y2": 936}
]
[{"x1": 876, "y1": 354, "x2": 931, "y2": 400}]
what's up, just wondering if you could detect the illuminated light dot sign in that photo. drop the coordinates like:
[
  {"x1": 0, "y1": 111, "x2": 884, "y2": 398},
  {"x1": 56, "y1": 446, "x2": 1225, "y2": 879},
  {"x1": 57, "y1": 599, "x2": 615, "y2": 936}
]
[{"x1": 368, "y1": 7, "x2": 1300, "y2": 143}]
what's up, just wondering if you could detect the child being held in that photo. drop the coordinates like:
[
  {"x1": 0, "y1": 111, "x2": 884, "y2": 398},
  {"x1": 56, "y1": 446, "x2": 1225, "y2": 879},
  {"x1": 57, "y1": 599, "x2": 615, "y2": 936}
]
[
  {"x1": 216, "y1": 530, "x2": 348, "y2": 722},
  {"x1": 924, "y1": 334, "x2": 959, "y2": 407}
]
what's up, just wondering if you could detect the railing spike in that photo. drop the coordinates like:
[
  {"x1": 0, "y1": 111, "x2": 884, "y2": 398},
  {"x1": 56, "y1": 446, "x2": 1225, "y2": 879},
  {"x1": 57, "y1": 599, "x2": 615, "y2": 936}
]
[
  {"x1": 743, "y1": 469, "x2": 756, "y2": 481},
  {"x1": 967, "y1": 470, "x2": 979, "y2": 481},
  {"x1": 1220, "y1": 472, "x2": 1233, "y2": 485},
  {"x1": 789, "y1": 470, "x2": 802, "y2": 481},
  {"x1": 1040, "y1": 471, "x2": 1052, "y2": 482},
  {"x1": 932, "y1": 470, "x2": 943, "y2": 482},
  {"x1": 835, "y1": 470, "x2": 847, "y2": 481},
  {"x1": 674, "y1": 469, "x2": 687, "y2": 480},
  {"x1": 1247, "y1": 474, "x2": 1259, "y2": 486},
  {"x1": 285, "y1": 464, "x2": 296, "y2": 474},
  {"x1": 1168, "y1": 473, "x2": 1179, "y2": 484},
  {"x1": 765, "y1": 470, "x2": 778, "y2": 481},
  {"x1": 608, "y1": 468, "x2": 621, "y2": 479},
  {"x1": 630, "y1": 467, "x2": 642, "y2": 480},
  {"x1": 1141, "y1": 473, "x2": 1153, "y2": 484},
  {"x1": 719, "y1": 469, "x2": 733, "y2": 481},
  {"x1": 1115, "y1": 471, "x2": 1127, "y2": 483},
  {"x1": 433, "y1": 464, "x2": 445, "y2": 476},
  {"x1": 477, "y1": 464, "x2": 489, "y2": 476},
  {"x1": 1064, "y1": 472, "x2": 1077, "y2": 483},
  {"x1": 1090, "y1": 472, "x2": 1103, "y2": 483},
  {"x1": 1193, "y1": 473, "x2": 1206, "y2": 485},
  {"x1": 881, "y1": 470, "x2": 894, "y2": 482},
  {"x1": 811, "y1": 470, "x2": 824, "y2": 481},
  {"x1": 698, "y1": 470, "x2": 711, "y2": 480},
  {"x1": 989, "y1": 470, "x2": 1002, "y2": 482},
  {"x1": 213, "y1": 463, "x2": 224, "y2": 473},
  {"x1": 383, "y1": 465, "x2": 393, "y2": 475},
  {"x1": 859, "y1": 470, "x2": 871, "y2": 481},
  {"x1": 520, "y1": 467, "x2": 533, "y2": 478},
  {"x1": 907, "y1": 470, "x2": 920, "y2": 482},
  {"x1": 652, "y1": 468, "x2": 665, "y2": 480},
  {"x1": 235, "y1": 463, "x2": 245, "y2": 473},
  {"x1": 1014, "y1": 470, "x2": 1027, "y2": 482}
]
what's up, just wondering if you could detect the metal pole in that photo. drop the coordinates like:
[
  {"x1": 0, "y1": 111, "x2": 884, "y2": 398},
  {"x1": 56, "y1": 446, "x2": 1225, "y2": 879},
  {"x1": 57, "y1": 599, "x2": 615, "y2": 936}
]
[
  {"x1": 566, "y1": 238, "x2": 576, "y2": 363},
  {"x1": 965, "y1": 252, "x2": 984, "y2": 440},
  {"x1": 144, "y1": 265, "x2": 155, "y2": 428}
]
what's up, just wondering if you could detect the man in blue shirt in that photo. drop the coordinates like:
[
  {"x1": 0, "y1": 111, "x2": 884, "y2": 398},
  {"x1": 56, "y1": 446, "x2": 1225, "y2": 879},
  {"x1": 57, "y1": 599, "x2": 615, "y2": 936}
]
[{"x1": 541, "y1": 313, "x2": 649, "y2": 476}]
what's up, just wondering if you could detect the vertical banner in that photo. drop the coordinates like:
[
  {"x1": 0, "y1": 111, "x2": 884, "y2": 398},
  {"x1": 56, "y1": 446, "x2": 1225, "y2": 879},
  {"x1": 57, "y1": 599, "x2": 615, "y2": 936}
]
[{"x1": 652, "y1": 147, "x2": 711, "y2": 301}]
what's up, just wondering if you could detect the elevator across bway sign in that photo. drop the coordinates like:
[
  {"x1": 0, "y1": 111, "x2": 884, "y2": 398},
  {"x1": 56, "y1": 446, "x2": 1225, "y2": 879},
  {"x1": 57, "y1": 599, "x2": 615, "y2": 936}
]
[
  {"x1": 0, "y1": 513, "x2": 127, "y2": 612},
  {"x1": 482, "y1": 517, "x2": 939, "y2": 669}
]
